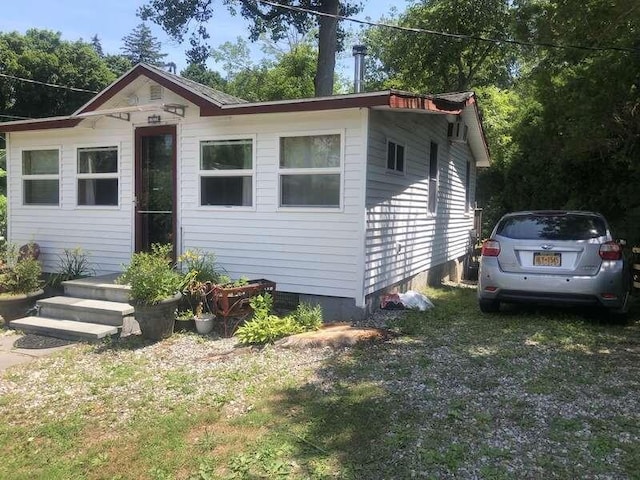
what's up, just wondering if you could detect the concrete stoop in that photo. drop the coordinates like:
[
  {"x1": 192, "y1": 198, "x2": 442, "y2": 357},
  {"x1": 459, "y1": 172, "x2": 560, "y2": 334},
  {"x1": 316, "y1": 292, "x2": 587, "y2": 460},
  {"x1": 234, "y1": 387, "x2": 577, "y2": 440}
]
[{"x1": 9, "y1": 275, "x2": 132, "y2": 342}]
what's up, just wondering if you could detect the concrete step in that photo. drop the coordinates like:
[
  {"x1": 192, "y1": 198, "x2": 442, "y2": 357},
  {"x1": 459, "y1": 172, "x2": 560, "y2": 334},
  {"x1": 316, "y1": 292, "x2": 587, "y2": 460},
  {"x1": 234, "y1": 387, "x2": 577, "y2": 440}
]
[
  {"x1": 37, "y1": 297, "x2": 134, "y2": 327},
  {"x1": 10, "y1": 316, "x2": 118, "y2": 341},
  {"x1": 62, "y1": 274, "x2": 130, "y2": 303}
]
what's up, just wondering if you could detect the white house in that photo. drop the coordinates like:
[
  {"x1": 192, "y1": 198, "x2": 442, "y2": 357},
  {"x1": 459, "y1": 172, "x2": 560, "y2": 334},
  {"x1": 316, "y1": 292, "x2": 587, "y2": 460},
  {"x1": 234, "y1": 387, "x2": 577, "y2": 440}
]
[{"x1": 0, "y1": 63, "x2": 490, "y2": 319}]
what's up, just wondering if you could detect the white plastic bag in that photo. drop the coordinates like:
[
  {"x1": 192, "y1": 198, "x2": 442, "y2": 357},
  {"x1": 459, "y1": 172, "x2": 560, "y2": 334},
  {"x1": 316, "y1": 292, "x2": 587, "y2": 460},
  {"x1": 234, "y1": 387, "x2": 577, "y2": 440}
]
[{"x1": 398, "y1": 290, "x2": 434, "y2": 311}]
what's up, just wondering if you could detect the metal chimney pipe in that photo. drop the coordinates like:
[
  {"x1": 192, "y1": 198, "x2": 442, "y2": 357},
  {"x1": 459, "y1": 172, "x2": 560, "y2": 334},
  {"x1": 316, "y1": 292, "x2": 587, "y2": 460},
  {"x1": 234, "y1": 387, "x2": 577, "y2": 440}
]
[{"x1": 352, "y1": 45, "x2": 367, "y2": 93}]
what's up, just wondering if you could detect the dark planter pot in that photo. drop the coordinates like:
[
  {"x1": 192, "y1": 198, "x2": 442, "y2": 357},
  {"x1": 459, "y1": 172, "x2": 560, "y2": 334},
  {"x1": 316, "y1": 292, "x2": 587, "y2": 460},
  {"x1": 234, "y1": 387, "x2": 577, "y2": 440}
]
[
  {"x1": 174, "y1": 318, "x2": 196, "y2": 333},
  {"x1": 0, "y1": 289, "x2": 44, "y2": 326},
  {"x1": 132, "y1": 292, "x2": 182, "y2": 341}
]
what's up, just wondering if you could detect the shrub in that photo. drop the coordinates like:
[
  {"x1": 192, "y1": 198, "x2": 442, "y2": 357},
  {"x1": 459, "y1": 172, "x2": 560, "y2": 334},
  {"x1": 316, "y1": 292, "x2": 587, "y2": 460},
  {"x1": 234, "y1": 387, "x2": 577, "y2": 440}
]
[
  {"x1": 236, "y1": 314, "x2": 304, "y2": 345},
  {"x1": 292, "y1": 302, "x2": 323, "y2": 330},
  {"x1": 117, "y1": 243, "x2": 185, "y2": 305},
  {"x1": 235, "y1": 294, "x2": 323, "y2": 345},
  {"x1": 0, "y1": 242, "x2": 42, "y2": 295}
]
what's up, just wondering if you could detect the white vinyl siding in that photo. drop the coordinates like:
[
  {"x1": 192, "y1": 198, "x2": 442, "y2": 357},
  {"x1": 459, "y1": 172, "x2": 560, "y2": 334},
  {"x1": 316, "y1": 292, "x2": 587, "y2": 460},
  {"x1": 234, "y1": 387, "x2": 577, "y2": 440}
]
[
  {"x1": 179, "y1": 110, "x2": 365, "y2": 301},
  {"x1": 8, "y1": 123, "x2": 133, "y2": 273},
  {"x1": 364, "y1": 110, "x2": 476, "y2": 296}
]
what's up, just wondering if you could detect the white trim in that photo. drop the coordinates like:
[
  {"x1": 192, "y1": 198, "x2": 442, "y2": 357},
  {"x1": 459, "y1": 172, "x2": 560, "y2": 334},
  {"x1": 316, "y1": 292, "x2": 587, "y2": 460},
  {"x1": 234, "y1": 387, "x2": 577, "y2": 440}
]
[
  {"x1": 276, "y1": 129, "x2": 345, "y2": 211},
  {"x1": 19, "y1": 146, "x2": 61, "y2": 207},
  {"x1": 356, "y1": 108, "x2": 370, "y2": 308},
  {"x1": 197, "y1": 134, "x2": 257, "y2": 210}
]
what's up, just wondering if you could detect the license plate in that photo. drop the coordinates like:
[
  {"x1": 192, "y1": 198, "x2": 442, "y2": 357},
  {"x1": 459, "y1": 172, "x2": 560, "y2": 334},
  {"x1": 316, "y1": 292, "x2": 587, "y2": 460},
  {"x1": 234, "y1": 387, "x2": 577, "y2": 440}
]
[{"x1": 534, "y1": 252, "x2": 561, "y2": 267}]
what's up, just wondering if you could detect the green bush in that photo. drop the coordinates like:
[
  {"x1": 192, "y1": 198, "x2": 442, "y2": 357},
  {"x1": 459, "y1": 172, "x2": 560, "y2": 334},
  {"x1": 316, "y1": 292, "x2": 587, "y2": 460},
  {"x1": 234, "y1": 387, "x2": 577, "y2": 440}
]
[
  {"x1": 0, "y1": 242, "x2": 42, "y2": 295},
  {"x1": 235, "y1": 294, "x2": 323, "y2": 345},
  {"x1": 117, "y1": 243, "x2": 184, "y2": 305},
  {"x1": 292, "y1": 302, "x2": 323, "y2": 330},
  {"x1": 235, "y1": 314, "x2": 304, "y2": 345}
]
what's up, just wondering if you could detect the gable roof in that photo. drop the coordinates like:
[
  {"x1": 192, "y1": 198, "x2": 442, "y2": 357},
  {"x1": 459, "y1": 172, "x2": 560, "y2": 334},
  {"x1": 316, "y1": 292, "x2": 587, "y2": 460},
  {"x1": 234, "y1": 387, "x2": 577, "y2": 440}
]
[
  {"x1": 74, "y1": 63, "x2": 246, "y2": 116},
  {"x1": 0, "y1": 63, "x2": 489, "y2": 165}
]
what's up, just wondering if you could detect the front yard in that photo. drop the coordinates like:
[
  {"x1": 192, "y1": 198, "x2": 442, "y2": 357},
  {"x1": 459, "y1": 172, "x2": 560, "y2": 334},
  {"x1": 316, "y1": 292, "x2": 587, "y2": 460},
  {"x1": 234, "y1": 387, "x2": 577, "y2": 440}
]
[{"x1": 1, "y1": 286, "x2": 639, "y2": 479}]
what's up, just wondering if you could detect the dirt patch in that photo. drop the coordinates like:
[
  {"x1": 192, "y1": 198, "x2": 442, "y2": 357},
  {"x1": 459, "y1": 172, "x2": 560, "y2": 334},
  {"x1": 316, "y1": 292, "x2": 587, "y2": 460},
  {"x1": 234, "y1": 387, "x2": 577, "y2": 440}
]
[{"x1": 275, "y1": 323, "x2": 396, "y2": 349}]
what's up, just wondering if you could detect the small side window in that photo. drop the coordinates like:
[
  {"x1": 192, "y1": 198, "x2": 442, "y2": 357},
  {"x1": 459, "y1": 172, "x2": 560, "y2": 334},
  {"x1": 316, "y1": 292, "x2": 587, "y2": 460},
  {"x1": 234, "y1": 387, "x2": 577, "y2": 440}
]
[{"x1": 387, "y1": 141, "x2": 405, "y2": 173}]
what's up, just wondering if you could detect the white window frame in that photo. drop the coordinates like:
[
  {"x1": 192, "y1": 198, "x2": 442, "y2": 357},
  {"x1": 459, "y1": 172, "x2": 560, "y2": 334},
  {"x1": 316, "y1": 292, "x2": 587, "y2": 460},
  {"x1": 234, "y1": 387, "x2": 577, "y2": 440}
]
[
  {"x1": 198, "y1": 135, "x2": 256, "y2": 210},
  {"x1": 386, "y1": 139, "x2": 406, "y2": 174},
  {"x1": 277, "y1": 130, "x2": 344, "y2": 211},
  {"x1": 76, "y1": 145, "x2": 120, "y2": 209},
  {"x1": 21, "y1": 147, "x2": 61, "y2": 207}
]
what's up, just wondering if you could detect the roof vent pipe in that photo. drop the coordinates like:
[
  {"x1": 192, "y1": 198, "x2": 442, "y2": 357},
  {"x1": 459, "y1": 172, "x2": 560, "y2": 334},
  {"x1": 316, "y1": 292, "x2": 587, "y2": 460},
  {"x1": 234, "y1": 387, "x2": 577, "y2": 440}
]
[{"x1": 352, "y1": 45, "x2": 367, "y2": 94}]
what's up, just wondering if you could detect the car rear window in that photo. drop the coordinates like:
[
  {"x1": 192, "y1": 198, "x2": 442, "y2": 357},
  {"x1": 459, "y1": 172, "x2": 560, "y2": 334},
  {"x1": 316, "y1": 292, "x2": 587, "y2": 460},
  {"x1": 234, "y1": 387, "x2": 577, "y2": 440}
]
[{"x1": 496, "y1": 214, "x2": 607, "y2": 240}]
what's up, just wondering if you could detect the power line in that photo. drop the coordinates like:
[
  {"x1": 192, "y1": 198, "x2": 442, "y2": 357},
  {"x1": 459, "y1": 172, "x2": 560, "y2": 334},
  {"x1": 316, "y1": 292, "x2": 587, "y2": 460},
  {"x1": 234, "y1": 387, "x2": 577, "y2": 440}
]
[
  {"x1": 0, "y1": 72, "x2": 99, "y2": 94},
  {"x1": 256, "y1": 0, "x2": 639, "y2": 54},
  {"x1": 0, "y1": 113, "x2": 32, "y2": 120}
]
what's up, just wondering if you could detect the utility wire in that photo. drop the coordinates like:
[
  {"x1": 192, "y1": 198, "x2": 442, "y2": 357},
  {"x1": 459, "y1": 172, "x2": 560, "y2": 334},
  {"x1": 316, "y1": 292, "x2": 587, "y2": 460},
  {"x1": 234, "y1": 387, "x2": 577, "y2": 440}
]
[
  {"x1": 0, "y1": 72, "x2": 99, "y2": 94},
  {"x1": 0, "y1": 113, "x2": 32, "y2": 120},
  {"x1": 256, "y1": 0, "x2": 639, "y2": 54}
]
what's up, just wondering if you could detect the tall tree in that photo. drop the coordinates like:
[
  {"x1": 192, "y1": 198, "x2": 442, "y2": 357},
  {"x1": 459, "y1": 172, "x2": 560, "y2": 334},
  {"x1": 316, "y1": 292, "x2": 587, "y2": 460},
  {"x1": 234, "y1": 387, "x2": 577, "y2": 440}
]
[
  {"x1": 180, "y1": 63, "x2": 226, "y2": 90},
  {"x1": 139, "y1": 0, "x2": 362, "y2": 96},
  {"x1": 483, "y1": 0, "x2": 640, "y2": 240},
  {"x1": 90, "y1": 34, "x2": 104, "y2": 57},
  {"x1": 364, "y1": 0, "x2": 516, "y2": 93},
  {"x1": 0, "y1": 29, "x2": 115, "y2": 119},
  {"x1": 224, "y1": 42, "x2": 317, "y2": 101},
  {"x1": 121, "y1": 23, "x2": 168, "y2": 66}
]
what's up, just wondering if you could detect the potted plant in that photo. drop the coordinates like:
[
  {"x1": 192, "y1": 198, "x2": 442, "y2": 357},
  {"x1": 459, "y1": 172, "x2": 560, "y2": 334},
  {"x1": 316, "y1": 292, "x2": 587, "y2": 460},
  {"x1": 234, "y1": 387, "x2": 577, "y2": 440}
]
[
  {"x1": 0, "y1": 242, "x2": 44, "y2": 324},
  {"x1": 193, "y1": 301, "x2": 215, "y2": 334},
  {"x1": 179, "y1": 248, "x2": 226, "y2": 335},
  {"x1": 117, "y1": 243, "x2": 185, "y2": 341},
  {"x1": 175, "y1": 309, "x2": 196, "y2": 333}
]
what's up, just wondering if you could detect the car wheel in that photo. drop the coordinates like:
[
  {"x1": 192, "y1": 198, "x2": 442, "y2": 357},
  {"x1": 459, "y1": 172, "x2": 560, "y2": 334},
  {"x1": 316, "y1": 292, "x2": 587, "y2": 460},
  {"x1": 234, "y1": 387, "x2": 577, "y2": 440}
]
[{"x1": 479, "y1": 299, "x2": 500, "y2": 313}]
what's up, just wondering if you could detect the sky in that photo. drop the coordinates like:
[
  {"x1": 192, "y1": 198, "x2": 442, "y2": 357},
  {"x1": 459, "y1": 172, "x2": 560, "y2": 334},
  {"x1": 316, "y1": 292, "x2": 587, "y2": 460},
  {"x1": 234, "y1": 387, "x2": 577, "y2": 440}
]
[{"x1": 0, "y1": 0, "x2": 407, "y2": 75}]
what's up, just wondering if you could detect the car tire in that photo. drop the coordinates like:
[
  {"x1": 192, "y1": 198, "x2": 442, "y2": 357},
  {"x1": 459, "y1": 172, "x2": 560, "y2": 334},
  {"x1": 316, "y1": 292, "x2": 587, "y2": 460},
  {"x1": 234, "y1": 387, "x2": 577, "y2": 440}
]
[{"x1": 479, "y1": 299, "x2": 500, "y2": 313}]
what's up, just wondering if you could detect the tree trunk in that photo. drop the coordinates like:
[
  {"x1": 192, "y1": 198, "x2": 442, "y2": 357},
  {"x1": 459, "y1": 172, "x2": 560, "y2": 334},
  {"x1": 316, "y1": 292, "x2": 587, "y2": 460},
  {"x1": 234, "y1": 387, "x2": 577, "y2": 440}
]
[{"x1": 315, "y1": 0, "x2": 339, "y2": 97}]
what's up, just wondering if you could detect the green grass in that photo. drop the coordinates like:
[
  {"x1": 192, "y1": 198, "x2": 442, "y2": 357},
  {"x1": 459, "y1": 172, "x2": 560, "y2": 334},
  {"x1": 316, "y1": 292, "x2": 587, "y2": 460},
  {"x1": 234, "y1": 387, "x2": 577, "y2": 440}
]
[{"x1": 0, "y1": 285, "x2": 639, "y2": 479}]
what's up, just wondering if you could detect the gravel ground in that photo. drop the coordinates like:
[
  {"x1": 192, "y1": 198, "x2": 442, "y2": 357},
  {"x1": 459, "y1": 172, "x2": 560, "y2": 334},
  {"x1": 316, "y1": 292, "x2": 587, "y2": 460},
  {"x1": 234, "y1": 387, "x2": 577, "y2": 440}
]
[{"x1": 1, "y1": 292, "x2": 638, "y2": 478}]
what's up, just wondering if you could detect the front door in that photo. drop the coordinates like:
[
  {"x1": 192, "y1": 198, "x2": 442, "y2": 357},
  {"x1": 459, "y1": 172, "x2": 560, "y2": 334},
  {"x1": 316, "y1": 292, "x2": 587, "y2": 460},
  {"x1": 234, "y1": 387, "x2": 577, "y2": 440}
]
[{"x1": 134, "y1": 125, "x2": 176, "y2": 254}]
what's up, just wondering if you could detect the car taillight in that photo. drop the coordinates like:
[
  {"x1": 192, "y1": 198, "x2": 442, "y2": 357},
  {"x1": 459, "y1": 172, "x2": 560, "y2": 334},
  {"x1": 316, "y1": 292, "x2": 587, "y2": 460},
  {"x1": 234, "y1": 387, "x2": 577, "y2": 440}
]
[
  {"x1": 481, "y1": 239, "x2": 501, "y2": 257},
  {"x1": 599, "y1": 241, "x2": 622, "y2": 261}
]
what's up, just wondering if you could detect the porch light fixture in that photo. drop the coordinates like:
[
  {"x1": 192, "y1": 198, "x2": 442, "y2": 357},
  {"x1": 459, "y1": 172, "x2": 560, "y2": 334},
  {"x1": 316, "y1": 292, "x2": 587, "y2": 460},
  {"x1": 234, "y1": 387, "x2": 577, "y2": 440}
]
[{"x1": 147, "y1": 114, "x2": 161, "y2": 124}]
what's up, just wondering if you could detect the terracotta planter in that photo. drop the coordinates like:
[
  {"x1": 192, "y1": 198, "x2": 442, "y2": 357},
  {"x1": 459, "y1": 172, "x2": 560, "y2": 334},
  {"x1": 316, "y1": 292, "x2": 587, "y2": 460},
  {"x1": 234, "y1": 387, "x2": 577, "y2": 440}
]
[
  {"x1": 1, "y1": 289, "x2": 44, "y2": 325},
  {"x1": 132, "y1": 292, "x2": 182, "y2": 341}
]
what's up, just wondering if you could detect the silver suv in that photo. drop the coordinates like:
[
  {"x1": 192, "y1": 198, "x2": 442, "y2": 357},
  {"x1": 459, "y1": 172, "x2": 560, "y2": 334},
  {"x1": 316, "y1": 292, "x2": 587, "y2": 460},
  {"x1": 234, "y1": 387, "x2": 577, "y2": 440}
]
[{"x1": 478, "y1": 211, "x2": 630, "y2": 314}]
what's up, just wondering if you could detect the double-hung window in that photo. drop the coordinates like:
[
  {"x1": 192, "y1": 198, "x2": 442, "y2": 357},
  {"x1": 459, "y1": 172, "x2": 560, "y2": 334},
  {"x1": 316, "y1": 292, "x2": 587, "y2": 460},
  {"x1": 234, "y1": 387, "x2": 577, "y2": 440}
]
[
  {"x1": 200, "y1": 138, "x2": 254, "y2": 207},
  {"x1": 22, "y1": 149, "x2": 60, "y2": 205},
  {"x1": 77, "y1": 146, "x2": 119, "y2": 206},
  {"x1": 279, "y1": 134, "x2": 341, "y2": 208}
]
